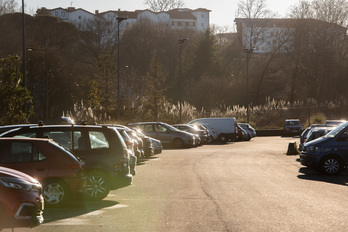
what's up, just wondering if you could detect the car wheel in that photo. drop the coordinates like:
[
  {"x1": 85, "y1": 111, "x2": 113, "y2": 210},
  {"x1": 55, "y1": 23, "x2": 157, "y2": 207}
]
[
  {"x1": 85, "y1": 172, "x2": 110, "y2": 201},
  {"x1": 173, "y1": 138, "x2": 184, "y2": 148},
  {"x1": 218, "y1": 134, "x2": 227, "y2": 143},
  {"x1": 320, "y1": 156, "x2": 342, "y2": 175},
  {"x1": 43, "y1": 180, "x2": 68, "y2": 207},
  {"x1": 245, "y1": 134, "x2": 251, "y2": 141}
]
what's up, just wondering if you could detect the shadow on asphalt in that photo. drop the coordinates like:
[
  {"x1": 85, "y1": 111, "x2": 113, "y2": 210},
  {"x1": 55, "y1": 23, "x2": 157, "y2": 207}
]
[
  {"x1": 297, "y1": 167, "x2": 348, "y2": 186},
  {"x1": 43, "y1": 200, "x2": 119, "y2": 223},
  {"x1": 0, "y1": 200, "x2": 119, "y2": 230}
]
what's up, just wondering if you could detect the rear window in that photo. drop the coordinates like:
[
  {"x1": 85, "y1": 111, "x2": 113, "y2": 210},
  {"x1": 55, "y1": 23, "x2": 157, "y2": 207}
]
[{"x1": 89, "y1": 131, "x2": 109, "y2": 149}]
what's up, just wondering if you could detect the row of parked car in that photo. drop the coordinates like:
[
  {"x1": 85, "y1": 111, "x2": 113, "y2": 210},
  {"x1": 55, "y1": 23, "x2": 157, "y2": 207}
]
[
  {"x1": 296, "y1": 120, "x2": 348, "y2": 175},
  {"x1": 0, "y1": 117, "x2": 255, "y2": 228}
]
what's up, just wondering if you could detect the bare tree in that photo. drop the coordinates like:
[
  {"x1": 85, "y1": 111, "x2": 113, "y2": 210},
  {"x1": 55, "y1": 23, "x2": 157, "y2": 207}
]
[
  {"x1": 145, "y1": 0, "x2": 185, "y2": 12},
  {"x1": 289, "y1": 0, "x2": 348, "y2": 26},
  {"x1": 0, "y1": 0, "x2": 17, "y2": 15}
]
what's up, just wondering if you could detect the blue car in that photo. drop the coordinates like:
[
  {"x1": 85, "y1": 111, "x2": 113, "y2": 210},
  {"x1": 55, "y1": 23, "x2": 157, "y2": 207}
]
[{"x1": 300, "y1": 121, "x2": 348, "y2": 174}]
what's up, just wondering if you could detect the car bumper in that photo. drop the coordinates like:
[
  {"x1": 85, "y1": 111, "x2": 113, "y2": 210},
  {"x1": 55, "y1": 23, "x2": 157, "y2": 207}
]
[
  {"x1": 299, "y1": 152, "x2": 319, "y2": 167},
  {"x1": 4, "y1": 191, "x2": 44, "y2": 227}
]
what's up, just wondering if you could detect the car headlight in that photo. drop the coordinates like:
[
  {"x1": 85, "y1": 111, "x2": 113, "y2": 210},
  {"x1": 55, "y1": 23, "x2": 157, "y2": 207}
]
[
  {"x1": 306, "y1": 146, "x2": 321, "y2": 153},
  {"x1": 0, "y1": 177, "x2": 34, "y2": 191}
]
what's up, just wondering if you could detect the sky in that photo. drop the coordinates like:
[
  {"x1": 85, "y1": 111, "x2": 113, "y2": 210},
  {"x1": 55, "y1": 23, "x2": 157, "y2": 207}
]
[{"x1": 19, "y1": 0, "x2": 300, "y2": 28}]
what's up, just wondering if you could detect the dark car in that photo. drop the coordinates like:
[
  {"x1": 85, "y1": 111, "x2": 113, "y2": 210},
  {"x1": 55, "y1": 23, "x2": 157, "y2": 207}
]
[
  {"x1": 172, "y1": 124, "x2": 208, "y2": 144},
  {"x1": 0, "y1": 166, "x2": 44, "y2": 228},
  {"x1": 128, "y1": 122, "x2": 195, "y2": 148},
  {"x1": 0, "y1": 125, "x2": 133, "y2": 201},
  {"x1": 116, "y1": 128, "x2": 137, "y2": 175},
  {"x1": 0, "y1": 137, "x2": 85, "y2": 207},
  {"x1": 236, "y1": 125, "x2": 251, "y2": 141},
  {"x1": 300, "y1": 121, "x2": 348, "y2": 175},
  {"x1": 283, "y1": 119, "x2": 303, "y2": 136}
]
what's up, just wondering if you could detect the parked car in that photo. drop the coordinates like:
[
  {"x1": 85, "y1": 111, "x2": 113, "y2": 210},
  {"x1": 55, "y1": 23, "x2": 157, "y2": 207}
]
[
  {"x1": 191, "y1": 124, "x2": 214, "y2": 143},
  {"x1": 109, "y1": 125, "x2": 154, "y2": 158},
  {"x1": 299, "y1": 125, "x2": 332, "y2": 151},
  {"x1": 188, "y1": 118, "x2": 238, "y2": 143},
  {"x1": 0, "y1": 137, "x2": 86, "y2": 207},
  {"x1": 299, "y1": 124, "x2": 334, "y2": 151},
  {"x1": 173, "y1": 124, "x2": 208, "y2": 144},
  {"x1": 115, "y1": 128, "x2": 137, "y2": 175},
  {"x1": 325, "y1": 120, "x2": 345, "y2": 127},
  {"x1": 283, "y1": 119, "x2": 303, "y2": 136},
  {"x1": 236, "y1": 125, "x2": 251, "y2": 141},
  {"x1": 150, "y1": 138, "x2": 163, "y2": 154},
  {"x1": 128, "y1": 122, "x2": 195, "y2": 148},
  {"x1": 300, "y1": 121, "x2": 348, "y2": 175},
  {"x1": 0, "y1": 166, "x2": 44, "y2": 228},
  {"x1": 132, "y1": 128, "x2": 155, "y2": 157},
  {"x1": 0, "y1": 124, "x2": 37, "y2": 134},
  {"x1": 0, "y1": 124, "x2": 133, "y2": 201},
  {"x1": 238, "y1": 123, "x2": 256, "y2": 138}
]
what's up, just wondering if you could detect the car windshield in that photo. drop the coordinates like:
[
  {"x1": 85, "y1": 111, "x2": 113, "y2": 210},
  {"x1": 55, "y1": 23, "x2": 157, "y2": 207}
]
[
  {"x1": 324, "y1": 122, "x2": 348, "y2": 138},
  {"x1": 286, "y1": 121, "x2": 300, "y2": 126}
]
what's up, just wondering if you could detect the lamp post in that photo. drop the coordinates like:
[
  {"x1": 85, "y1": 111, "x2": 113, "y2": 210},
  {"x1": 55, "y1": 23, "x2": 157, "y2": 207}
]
[
  {"x1": 22, "y1": 0, "x2": 26, "y2": 87},
  {"x1": 243, "y1": 47, "x2": 254, "y2": 124},
  {"x1": 178, "y1": 38, "x2": 188, "y2": 123},
  {"x1": 116, "y1": 16, "x2": 127, "y2": 121},
  {"x1": 27, "y1": 48, "x2": 48, "y2": 122}
]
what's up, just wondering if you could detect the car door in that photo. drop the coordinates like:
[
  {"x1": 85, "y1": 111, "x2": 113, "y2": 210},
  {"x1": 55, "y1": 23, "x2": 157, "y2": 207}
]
[
  {"x1": 334, "y1": 129, "x2": 348, "y2": 164},
  {"x1": 0, "y1": 140, "x2": 49, "y2": 181},
  {"x1": 154, "y1": 124, "x2": 172, "y2": 145}
]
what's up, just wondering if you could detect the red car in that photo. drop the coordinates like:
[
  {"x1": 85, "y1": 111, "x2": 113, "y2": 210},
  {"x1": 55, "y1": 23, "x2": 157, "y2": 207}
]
[
  {"x1": 0, "y1": 166, "x2": 44, "y2": 228},
  {"x1": 0, "y1": 137, "x2": 86, "y2": 207}
]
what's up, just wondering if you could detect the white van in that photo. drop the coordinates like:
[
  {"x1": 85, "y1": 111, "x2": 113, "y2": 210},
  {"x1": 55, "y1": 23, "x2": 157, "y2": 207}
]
[{"x1": 188, "y1": 118, "x2": 238, "y2": 143}]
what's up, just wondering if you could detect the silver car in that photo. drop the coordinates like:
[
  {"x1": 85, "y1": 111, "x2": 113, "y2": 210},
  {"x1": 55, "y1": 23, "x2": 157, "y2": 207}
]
[{"x1": 128, "y1": 122, "x2": 195, "y2": 149}]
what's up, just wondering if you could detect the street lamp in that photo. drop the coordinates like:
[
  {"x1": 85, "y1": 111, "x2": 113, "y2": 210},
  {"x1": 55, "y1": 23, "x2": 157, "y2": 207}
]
[
  {"x1": 22, "y1": 0, "x2": 26, "y2": 87},
  {"x1": 178, "y1": 38, "x2": 188, "y2": 123},
  {"x1": 116, "y1": 16, "x2": 127, "y2": 121},
  {"x1": 27, "y1": 48, "x2": 48, "y2": 122},
  {"x1": 243, "y1": 47, "x2": 254, "y2": 124}
]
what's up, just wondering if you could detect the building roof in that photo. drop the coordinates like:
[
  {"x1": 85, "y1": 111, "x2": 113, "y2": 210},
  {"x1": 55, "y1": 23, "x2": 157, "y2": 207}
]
[
  {"x1": 98, "y1": 10, "x2": 138, "y2": 19},
  {"x1": 166, "y1": 9, "x2": 196, "y2": 20},
  {"x1": 49, "y1": 7, "x2": 94, "y2": 15}
]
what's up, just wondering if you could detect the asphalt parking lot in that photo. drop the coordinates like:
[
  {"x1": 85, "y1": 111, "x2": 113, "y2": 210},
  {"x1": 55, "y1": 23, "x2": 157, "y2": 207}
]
[{"x1": 6, "y1": 136, "x2": 348, "y2": 232}]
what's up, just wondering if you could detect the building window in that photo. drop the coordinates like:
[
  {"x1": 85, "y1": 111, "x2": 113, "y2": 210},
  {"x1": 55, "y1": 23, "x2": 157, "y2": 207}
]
[
  {"x1": 201, "y1": 14, "x2": 204, "y2": 18},
  {"x1": 185, "y1": 22, "x2": 189, "y2": 27},
  {"x1": 78, "y1": 15, "x2": 81, "y2": 19},
  {"x1": 172, "y1": 21, "x2": 174, "y2": 26},
  {"x1": 55, "y1": 11, "x2": 58, "y2": 16},
  {"x1": 61, "y1": 12, "x2": 65, "y2": 18},
  {"x1": 193, "y1": 22, "x2": 195, "y2": 26},
  {"x1": 178, "y1": 22, "x2": 182, "y2": 26}
]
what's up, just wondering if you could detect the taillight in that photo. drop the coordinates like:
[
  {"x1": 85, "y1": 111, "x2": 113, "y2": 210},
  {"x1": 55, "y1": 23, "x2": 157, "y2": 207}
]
[{"x1": 300, "y1": 136, "x2": 305, "y2": 143}]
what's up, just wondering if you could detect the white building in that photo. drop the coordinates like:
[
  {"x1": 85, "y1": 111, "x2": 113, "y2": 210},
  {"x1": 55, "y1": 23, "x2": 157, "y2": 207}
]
[
  {"x1": 46, "y1": 7, "x2": 210, "y2": 32},
  {"x1": 234, "y1": 18, "x2": 347, "y2": 54}
]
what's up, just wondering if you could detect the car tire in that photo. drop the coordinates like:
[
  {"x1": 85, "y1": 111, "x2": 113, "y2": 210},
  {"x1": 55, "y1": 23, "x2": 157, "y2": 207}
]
[
  {"x1": 245, "y1": 135, "x2": 251, "y2": 141},
  {"x1": 85, "y1": 172, "x2": 110, "y2": 201},
  {"x1": 218, "y1": 134, "x2": 227, "y2": 143},
  {"x1": 320, "y1": 156, "x2": 342, "y2": 175},
  {"x1": 173, "y1": 138, "x2": 184, "y2": 148},
  {"x1": 43, "y1": 180, "x2": 69, "y2": 207}
]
